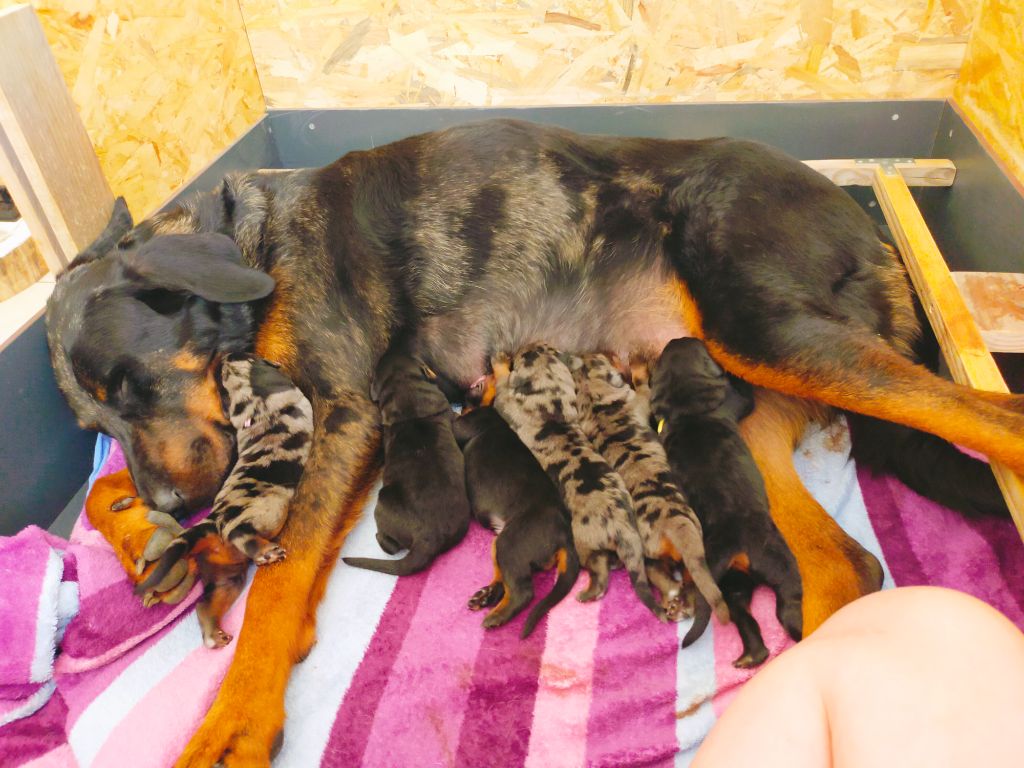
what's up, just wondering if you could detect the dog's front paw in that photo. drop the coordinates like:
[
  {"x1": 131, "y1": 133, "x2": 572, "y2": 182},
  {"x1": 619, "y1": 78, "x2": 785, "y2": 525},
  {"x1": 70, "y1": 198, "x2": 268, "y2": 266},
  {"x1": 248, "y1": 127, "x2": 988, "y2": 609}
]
[{"x1": 176, "y1": 701, "x2": 283, "y2": 768}]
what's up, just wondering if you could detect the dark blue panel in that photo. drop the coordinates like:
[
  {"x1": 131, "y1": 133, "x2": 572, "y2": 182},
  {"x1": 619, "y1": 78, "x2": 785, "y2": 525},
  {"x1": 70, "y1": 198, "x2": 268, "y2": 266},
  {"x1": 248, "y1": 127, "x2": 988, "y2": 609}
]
[
  {"x1": 0, "y1": 316, "x2": 95, "y2": 534},
  {"x1": 266, "y1": 100, "x2": 945, "y2": 168},
  {"x1": 917, "y1": 102, "x2": 1024, "y2": 273}
]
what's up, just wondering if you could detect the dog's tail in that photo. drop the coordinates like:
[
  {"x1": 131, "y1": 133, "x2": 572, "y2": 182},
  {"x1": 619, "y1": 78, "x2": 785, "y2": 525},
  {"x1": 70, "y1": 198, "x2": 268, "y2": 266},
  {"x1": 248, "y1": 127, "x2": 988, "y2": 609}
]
[
  {"x1": 521, "y1": 545, "x2": 581, "y2": 639},
  {"x1": 342, "y1": 546, "x2": 435, "y2": 576},
  {"x1": 682, "y1": 595, "x2": 713, "y2": 649},
  {"x1": 135, "y1": 520, "x2": 218, "y2": 596},
  {"x1": 667, "y1": 521, "x2": 730, "y2": 625},
  {"x1": 847, "y1": 413, "x2": 1008, "y2": 517}
]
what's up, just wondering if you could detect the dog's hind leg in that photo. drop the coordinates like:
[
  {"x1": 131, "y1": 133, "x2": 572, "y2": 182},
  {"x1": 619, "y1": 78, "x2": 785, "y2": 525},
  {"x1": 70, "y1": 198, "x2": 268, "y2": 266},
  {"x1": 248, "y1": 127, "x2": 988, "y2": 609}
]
[
  {"x1": 719, "y1": 571, "x2": 769, "y2": 669},
  {"x1": 708, "y1": 323, "x2": 1024, "y2": 475},
  {"x1": 739, "y1": 390, "x2": 883, "y2": 635},
  {"x1": 177, "y1": 396, "x2": 380, "y2": 768}
]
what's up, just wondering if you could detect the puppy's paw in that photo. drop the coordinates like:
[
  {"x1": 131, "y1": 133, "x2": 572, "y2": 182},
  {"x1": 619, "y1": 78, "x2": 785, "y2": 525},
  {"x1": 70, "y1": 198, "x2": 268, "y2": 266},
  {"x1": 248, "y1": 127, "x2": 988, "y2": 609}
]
[
  {"x1": 204, "y1": 629, "x2": 234, "y2": 649},
  {"x1": 576, "y1": 586, "x2": 606, "y2": 602},
  {"x1": 255, "y1": 545, "x2": 287, "y2": 566},
  {"x1": 468, "y1": 583, "x2": 502, "y2": 610},
  {"x1": 663, "y1": 596, "x2": 693, "y2": 622},
  {"x1": 733, "y1": 647, "x2": 769, "y2": 669}
]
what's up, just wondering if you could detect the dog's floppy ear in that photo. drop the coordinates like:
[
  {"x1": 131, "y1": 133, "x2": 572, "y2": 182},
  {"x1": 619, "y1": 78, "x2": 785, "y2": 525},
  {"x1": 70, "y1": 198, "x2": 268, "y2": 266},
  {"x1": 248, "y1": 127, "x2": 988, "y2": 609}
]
[
  {"x1": 65, "y1": 197, "x2": 134, "y2": 272},
  {"x1": 126, "y1": 233, "x2": 275, "y2": 303}
]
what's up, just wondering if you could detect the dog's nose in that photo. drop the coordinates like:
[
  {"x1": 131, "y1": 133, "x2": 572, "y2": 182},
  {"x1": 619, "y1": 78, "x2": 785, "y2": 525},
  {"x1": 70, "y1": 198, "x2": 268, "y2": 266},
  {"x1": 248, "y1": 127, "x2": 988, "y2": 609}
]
[{"x1": 149, "y1": 486, "x2": 188, "y2": 518}]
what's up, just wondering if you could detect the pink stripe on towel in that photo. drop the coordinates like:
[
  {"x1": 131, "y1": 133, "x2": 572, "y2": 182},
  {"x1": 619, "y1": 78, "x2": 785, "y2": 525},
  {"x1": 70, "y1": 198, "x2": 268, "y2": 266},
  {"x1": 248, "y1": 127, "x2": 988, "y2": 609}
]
[
  {"x1": 322, "y1": 571, "x2": 429, "y2": 766},
  {"x1": 357, "y1": 525, "x2": 492, "y2": 768},
  {"x1": 585, "y1": 572, "x2": 678, "y2": 768},
  {"x1": 453, "y1": 569, "x2": 549, "y2": 768},
  {"x1": 89, "y1": 593, "x2": 246, "y2": 768},
  {"x1": 877, "y1": 473, "x2": 1024, "y2": 628},
  {"x1": 524, "y1": 577, "x2": 601, "y2": 768}
]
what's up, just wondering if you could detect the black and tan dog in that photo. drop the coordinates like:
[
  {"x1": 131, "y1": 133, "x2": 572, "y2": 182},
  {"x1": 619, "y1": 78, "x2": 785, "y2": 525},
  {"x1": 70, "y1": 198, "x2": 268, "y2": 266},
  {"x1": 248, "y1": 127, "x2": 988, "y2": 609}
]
[
  {"x1": 342, "y1": 348, "x2": 470, "y2": 576},
  {"x1": 651, "y1": 338, "x2": 803, "y2": 667},
  {"x1": 454, "y1": 406, "x2": 579, "y2": 638},
  {"x1": 47, "y1": 120, "x2": 1013, "y2": 764}
]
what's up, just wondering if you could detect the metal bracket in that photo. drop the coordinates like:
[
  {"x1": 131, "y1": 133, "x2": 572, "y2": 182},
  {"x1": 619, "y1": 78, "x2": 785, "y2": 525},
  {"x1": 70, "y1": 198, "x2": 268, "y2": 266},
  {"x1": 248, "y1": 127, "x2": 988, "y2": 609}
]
[{"x1": 855, "y1": 157, "x2": 915, "y2": 175}]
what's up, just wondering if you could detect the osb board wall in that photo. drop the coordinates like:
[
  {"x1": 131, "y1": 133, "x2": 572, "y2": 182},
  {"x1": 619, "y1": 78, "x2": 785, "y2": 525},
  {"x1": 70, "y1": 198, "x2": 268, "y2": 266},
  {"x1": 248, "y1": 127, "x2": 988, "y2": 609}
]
[
  {"x1": 239, "y1": 0, "x2": 978, "y2": 108},
  {"x1": 955, "y1": 0, "x2": 1024, "y2": 186},
  {"x1": 0, "y1": 1, "x2": 264, "y2": 217}
]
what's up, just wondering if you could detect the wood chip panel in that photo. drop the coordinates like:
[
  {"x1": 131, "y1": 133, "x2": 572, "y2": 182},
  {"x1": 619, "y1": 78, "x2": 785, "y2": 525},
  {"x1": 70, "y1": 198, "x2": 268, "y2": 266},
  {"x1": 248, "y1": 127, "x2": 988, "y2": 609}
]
[
  {"x1": 239, "y1": 0, "x2": 978, "y2": 108},
  {"x1": 0, "y1": 1, "x2": 265, "y2": 217},
  {"x1": 954, "y1": 0, "x2": 1024, "y2": 187}
]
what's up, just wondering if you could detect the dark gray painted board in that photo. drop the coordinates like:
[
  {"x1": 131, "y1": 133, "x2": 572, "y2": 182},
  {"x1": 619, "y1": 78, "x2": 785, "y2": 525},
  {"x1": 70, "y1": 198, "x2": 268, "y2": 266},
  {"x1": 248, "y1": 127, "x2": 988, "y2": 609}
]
[
  {"x1": 0, "y1": 317, "x2": 95, "y2": 535},
  {"x1": 166, "y1": 118, "x2": 281, "y2": 207},
  {"x1": 917, "y1": 102, "x2": 1024, "y2": 273},
  {"x1": 266, "y1": 100, "x2": 944, "y2": 169}
]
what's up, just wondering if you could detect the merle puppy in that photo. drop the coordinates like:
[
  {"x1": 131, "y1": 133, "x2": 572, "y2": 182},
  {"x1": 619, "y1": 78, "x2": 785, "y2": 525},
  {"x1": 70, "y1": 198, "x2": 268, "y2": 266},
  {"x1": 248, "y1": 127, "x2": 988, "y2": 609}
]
[
  {"x1": 493, "y1": 343, "x2": 663, "y2": 618},
  {"x1": 343, "y1": 349, "x2": 470, "y2": 575},
  {"x1": 454, "y1": 406, "x2": 579, "y2": 638},
  {"x1": 650, "y1": 338, "x2": 803, "y2": 667}
]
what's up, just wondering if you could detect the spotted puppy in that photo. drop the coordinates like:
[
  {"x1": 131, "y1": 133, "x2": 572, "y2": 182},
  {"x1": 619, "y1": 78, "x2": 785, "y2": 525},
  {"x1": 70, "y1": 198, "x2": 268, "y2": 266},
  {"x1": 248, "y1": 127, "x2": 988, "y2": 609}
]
[
  {"x1": 493, "y1": 343, "x2": 662, "y2": 618},
  {"x1": 651, "y1": 338, "x2": 803, "y2": 667},
  {"x1": 572, "y1": 353, "x2": 727, "y2": 624},
  {"x1": 454, "y1": 406, "x2": 579, "y2": 638},
  {"x1": 138, "y1": 354, "x2": 313, "y2": 647},
  {"x1": 343, "y1": 348, "x2": 471, "y2": 575}
]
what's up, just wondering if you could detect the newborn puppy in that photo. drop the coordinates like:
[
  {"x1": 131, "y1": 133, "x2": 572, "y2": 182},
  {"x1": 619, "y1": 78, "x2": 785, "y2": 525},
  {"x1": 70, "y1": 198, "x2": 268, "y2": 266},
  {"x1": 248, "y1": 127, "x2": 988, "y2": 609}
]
[
  {"x1": 137, "y1": 355, "x2": 313, "y2": 647},
  {"x1": 454, "y1": 406, "x2": 579, "y2": 638},
  {"x1": 572, "y1": 353, "x2": 727, "y2": 624},
  {"x1": 493, "y1": 343, "x2": 662, "y2": 619},
  {"x1": 343, "y1": 349, "x2": 470, "y2": 575},
  {"x1": 651, "y1": 338, "x2": 803, "y2": 667}
]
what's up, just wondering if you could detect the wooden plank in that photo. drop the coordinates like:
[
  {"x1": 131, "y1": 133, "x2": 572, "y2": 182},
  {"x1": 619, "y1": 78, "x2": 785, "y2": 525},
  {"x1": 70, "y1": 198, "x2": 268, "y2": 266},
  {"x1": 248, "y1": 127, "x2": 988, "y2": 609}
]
[
  {"x1": 806, "y1": 158, "x2": 956, "y2": 187},
  {"x1": 951, "y1": 272, "x2": 1024, "y2": 353},
  {"x1": 873, "y1": 165, "x2": 1024, "y2": 539},
  {"x1": 0, "y1": 5, "x2": 113, "y2": 271}
]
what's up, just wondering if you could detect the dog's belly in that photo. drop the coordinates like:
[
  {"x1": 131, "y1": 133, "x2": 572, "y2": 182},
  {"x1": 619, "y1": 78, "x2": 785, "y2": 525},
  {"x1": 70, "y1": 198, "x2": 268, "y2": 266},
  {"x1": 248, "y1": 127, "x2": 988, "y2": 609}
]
[{"x1": 420, "y1": 270, "x2": 692, "y2": 388}]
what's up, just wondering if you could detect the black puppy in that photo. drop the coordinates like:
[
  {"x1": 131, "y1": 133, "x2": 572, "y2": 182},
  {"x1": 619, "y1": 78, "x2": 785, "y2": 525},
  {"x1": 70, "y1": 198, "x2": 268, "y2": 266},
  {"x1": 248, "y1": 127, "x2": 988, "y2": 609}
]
[
  {"x1": 343, "y1": 349, "x2": 470, "y2": 575},
  {"x1": 650, "y1": 338, "x2": 803, "y2": 667},
  {"x1": 454, "y1": 406, "x2": 579, "y2": 638}
]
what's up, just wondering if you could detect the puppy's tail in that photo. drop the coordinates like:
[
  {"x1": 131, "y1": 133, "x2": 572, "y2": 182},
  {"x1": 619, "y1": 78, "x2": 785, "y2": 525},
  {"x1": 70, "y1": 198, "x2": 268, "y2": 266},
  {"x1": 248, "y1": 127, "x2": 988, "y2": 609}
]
[
  {"x1": 618, "y1": 533, "x2": 666, "y2": 620},
  {"x1": 682, "y1": 596, "x2": 712, "y2": 649},
  {"x1": 135, "y1": 520, "x2": 217, "y2": 596},
  {"x1": 342, "y1": 546, "x2": 435, "y2": 576},
  {"x1": 521, "y1": 546, "x2": 580, "y2": 639},
  {"x1": 667, "y1": 522, "x2": 730, "y2": 625}
]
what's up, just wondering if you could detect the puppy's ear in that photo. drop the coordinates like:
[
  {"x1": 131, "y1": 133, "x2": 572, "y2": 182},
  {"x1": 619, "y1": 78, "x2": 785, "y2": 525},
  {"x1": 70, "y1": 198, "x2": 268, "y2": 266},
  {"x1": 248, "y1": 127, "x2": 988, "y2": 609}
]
[
  {"x1": 65, "y1": 197, "x2": 134, "y2": 272},
  {"x1": 126, "y1": 233, "x2": 275, "y2": 303}
]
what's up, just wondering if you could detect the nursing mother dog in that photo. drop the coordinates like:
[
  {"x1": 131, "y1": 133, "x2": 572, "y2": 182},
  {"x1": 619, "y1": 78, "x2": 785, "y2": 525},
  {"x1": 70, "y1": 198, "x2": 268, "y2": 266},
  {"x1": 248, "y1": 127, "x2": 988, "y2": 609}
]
[{"x1": 47, "y1": 118, "x2": 1014, "y2": 765}]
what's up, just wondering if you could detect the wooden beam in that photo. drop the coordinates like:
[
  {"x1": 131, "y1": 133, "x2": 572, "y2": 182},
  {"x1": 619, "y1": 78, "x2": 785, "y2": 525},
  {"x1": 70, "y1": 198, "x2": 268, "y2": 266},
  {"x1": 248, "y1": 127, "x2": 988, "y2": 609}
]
[
  {"x1": 950, "y1": 272, "x2": 1024, "y2": 354},
  {"x1": 0, "y1": 5, "x2": 113, "y2": 272},
  {"x1": 807, "y1": 158, "x2": 956, "y2": 187},
  {"x1": 873, "y1": 164, "x2": 1024, "y2": 539}
]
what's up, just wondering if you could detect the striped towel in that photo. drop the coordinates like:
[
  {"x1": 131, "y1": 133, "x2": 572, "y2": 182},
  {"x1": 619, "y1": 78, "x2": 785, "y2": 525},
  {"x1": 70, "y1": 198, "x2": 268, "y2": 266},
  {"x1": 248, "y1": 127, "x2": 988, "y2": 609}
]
[
  {"x1": 2, "y1": 419, "x2": 1022, "y2": 768},
  {"x1": 0, "y1": 527, "x2": 78, "y2": 728}
]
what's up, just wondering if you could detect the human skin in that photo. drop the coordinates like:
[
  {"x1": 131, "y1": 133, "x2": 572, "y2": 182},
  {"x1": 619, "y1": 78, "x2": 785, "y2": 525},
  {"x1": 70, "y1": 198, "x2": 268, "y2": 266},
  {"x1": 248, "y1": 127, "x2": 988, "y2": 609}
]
[{"x1": 694, "y1": 586, "x2": 1024, "y2": 768}]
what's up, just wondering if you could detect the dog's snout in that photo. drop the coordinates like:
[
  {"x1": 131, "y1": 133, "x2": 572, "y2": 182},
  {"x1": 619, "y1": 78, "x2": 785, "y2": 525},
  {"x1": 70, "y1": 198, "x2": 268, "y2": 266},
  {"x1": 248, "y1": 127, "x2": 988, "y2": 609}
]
[{"x1": 148, "y1": 485, "x2": 188, "y2": 518}]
